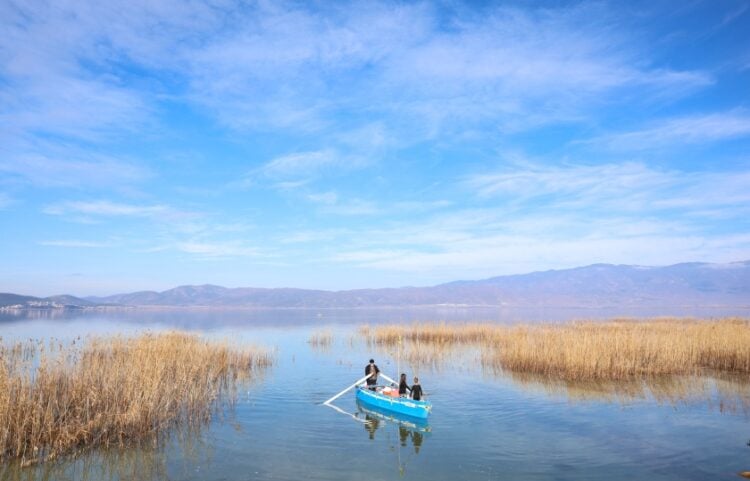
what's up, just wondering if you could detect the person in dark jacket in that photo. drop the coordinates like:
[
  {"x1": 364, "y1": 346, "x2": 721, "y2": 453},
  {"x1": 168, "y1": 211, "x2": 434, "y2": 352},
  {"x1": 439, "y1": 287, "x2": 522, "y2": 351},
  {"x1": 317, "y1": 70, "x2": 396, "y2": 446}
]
[
  {"x1": 398, "y1": 373, "x2": 411, "y2": 396},
  {"x1": 365, "y1": 359, "x2": 380, "y2": 391},
  {"x1": 410, "y1": 377, "x2": 423, "y2": 401}
]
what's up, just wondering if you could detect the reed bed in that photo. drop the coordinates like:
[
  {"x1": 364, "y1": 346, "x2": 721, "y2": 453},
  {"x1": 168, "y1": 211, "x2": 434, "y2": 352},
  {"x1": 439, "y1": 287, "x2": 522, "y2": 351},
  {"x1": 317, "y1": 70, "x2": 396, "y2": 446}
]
[
  {"x1": 360, "y1": 322, "x2": 494, "y2": 346},
  {"x1": 308, "y1": 330, "x2": 334, "y2": 348},
  {"x1": 361, "y1": 318, "x2": 750, "y2": 381},
  {"x1": 487, "y1": 318, "x2": 750, "y2": 380},
  {"x1": 0, "y1": 332, "x2": 272, "y2": 466}
]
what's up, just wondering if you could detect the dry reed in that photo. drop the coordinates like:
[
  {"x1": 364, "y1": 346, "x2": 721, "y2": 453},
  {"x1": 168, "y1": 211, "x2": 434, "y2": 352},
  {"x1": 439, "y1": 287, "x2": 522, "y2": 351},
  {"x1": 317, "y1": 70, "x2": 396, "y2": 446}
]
[
  {"x1": 360, "y1": 322, "x2": 494, "y2": 346},
  {"x1": 486, "y1": 318, "x2": 750, "y2": 380},
  {"x1": 308, "y1": 330, "x2": 334, "y2": 348},
  {"x1": 362, "y1": 318, "x2": 750, "y2": 381},
  {"x1": 0, "y1": 332, "x2": 272, "y2": 466}
]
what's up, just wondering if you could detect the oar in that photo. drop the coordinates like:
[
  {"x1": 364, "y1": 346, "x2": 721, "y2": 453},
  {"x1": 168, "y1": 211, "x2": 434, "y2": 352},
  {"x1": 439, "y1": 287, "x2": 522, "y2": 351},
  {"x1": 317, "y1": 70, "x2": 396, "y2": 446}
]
[
  {"x1": 380, "y1": 373, "x2": 397, "y2": 385},
  {"x1": 323, "y1": 374, "x2": 372, "y2": 405},
  {"x1": 324, "y1": 402, "x2": 369, "y2": 424}
]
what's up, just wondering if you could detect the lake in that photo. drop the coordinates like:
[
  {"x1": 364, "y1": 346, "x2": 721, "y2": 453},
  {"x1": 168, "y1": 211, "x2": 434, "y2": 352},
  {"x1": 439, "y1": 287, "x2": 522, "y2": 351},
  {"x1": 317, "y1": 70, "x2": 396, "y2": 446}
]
[{"x1": 1, "y1": 307, "x2": 749, "y2": 480}]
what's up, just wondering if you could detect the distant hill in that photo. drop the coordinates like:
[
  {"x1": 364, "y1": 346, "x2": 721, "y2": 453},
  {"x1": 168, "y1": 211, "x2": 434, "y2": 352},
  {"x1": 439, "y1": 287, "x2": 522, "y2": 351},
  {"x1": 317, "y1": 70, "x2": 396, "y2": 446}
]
[
  {"x1": 0, "y1": 293, "x2": 94, "y2": 309},
  {"x1": 76, "y1": 260, "x2": 750, "y2": 308}
]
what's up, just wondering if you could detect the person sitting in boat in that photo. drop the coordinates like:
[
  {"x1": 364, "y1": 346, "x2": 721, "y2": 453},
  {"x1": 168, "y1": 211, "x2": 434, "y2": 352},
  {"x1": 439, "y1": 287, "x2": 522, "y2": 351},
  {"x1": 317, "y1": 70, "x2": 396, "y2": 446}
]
[
  {"x1": 410, "y1": 377, "x2": 423, "y2": 401},
  {"x1": 365, "y1": 359, "x2": 380, "y2": 391},
  {"x1": 398, "y1": 373, "x2": 411, "y2": 396}
]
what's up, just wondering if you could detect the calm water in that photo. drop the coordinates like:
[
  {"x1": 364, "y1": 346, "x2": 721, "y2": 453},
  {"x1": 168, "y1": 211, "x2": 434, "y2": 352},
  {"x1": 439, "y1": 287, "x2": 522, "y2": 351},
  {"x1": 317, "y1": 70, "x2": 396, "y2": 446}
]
[{"x1": 1, "y1": 308, "x2": 750, "y2": 481}]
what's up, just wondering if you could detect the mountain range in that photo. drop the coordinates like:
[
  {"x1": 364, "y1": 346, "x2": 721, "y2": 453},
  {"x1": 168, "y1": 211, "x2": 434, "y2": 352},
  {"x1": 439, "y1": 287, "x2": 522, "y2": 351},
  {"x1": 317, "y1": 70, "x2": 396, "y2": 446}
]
[{"x1": 2, "y1": 260, "x2": 749, "y2": 309}]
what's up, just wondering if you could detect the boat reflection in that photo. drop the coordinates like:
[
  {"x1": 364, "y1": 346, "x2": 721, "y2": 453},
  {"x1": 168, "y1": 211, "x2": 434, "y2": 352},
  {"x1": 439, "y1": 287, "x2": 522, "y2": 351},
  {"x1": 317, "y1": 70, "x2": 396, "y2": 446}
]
[
  {"x1": 399, "y1": 425, "x2": 425, "y2": 454},
  {"x1": 356, "y1": 401, "x2": 430, "y2": 475},
  {"x1": 357, "y1": 401, "x2": 430, "y2": 446}
]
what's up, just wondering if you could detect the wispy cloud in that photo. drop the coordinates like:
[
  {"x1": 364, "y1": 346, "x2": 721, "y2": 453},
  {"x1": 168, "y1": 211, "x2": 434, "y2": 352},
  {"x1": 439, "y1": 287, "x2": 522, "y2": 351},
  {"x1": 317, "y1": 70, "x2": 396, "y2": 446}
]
[
  {"x1": 307, "y1": 191, "x2": 338, "y2": 205},
  {"x1": 464, "y1": 160, "x2": 750, "y2": 215},
  {"x1": 2, "y1": 0, "x2": 747, "y2": 293},
  {"x1": 38, "y1": 239, "x2": 113, "y2": 248},
  {"x1": 260, "y1": 150, "x2": 340, "y2": 178},
  {"x1": 0, "y1": 150, "x2": 151, "y2": 190},
  {"x1": 237, "y1": 148, "x2": 371, "y2": 191},
  {"x1": 182, "y1": 2, "x2": 711, "y2": 137},
  {"x1": 323, "y1": 162, "x2": 750, "y2": 276},
  {"x1": 464, "y1": 161, "x2": 672, "y2": 206},
  {"x1": 332, "y1": 232, "x2": 750, "y2": 276},
  {"x1": 176, "y1": 241, "x2": 263, "y2": 258},
  {"x1": 588, "y1": 111, "x2": 750, "y2": 150},
  {"x1": 320, "y1": 198, "x2": 381, "y2": 216},
  {"x1": 0, "y1": 193, "x2": 12, "y2": 209},
  {"x1": 43, "y1": 200, "x2": 171, "y2": 217}
]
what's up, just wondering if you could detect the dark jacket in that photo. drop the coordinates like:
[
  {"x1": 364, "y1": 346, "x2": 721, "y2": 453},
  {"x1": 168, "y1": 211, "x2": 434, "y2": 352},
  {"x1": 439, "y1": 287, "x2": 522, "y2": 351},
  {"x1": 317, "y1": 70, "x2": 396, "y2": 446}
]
[
  {"x1": 399, "y1": 380, "x2": 411, "y2": 395},
  {"x1": 410, "y1": 384, "x2": 423, "y2": 401},
  {"x1": 365, "y1": 363, "x2": 380, "y2": 384}
]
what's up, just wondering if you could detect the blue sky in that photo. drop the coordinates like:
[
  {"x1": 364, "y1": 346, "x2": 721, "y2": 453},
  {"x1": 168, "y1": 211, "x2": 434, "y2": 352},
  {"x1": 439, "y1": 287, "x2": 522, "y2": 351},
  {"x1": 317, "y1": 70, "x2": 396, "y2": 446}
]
[{"x1": 1, "y1": 0, "x2": 749, "y2": 296}]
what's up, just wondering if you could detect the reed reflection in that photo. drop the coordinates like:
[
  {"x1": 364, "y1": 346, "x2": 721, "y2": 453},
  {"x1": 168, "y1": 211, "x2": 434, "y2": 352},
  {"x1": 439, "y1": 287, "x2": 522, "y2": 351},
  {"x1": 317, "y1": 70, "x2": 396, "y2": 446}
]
[
  {"x1": 501, "y1": 371, "x2": 750, "y2": 413},
  {"x1": 0, "y1": 424, "x2": 213, "y2": 481}
]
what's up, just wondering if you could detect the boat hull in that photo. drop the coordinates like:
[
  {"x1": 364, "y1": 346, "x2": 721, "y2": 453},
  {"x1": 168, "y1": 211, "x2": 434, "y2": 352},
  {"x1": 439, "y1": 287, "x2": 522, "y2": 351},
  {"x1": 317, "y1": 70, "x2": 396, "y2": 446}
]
[{"x1": 355, "y1": 386, "x2": 431, "y2": 420}]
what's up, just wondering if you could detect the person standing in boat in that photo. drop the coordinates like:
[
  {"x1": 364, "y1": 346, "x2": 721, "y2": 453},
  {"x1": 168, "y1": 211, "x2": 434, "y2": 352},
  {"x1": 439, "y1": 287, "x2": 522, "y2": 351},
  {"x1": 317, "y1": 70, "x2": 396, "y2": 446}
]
[
  {"x1": 365, "y1": 359, "x2": 380, "y2": 391},
  {"x1": 410, "y1": 377, "x2": 423, "y2": 401},
  {"x1": 398, "y1": 373, "x2": 411, "y2": 396}
]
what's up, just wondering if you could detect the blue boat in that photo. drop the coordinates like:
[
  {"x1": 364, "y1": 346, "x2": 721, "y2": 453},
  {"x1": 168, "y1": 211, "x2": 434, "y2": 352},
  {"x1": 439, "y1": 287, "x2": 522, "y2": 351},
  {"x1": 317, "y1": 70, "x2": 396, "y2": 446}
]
[
  {"x1": 355, "y1": 386, "x2": 432, "y2": 420},
  {"x1": 356, "y1": 400, "x2": 431, "y2": 431}
]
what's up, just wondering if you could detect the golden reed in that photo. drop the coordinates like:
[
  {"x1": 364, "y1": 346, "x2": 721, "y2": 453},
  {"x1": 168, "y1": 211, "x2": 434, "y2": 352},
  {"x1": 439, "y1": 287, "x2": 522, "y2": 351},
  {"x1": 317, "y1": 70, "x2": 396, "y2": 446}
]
[
  {"x1": 0, "y1": 332, "x2": 271, "y2": 466},
  {"x1": 308, "y1": 330, "x2": 334, "y2": 348},
  {"x1": 362, "y1": 318, "x2": 750, "y2": 380}
]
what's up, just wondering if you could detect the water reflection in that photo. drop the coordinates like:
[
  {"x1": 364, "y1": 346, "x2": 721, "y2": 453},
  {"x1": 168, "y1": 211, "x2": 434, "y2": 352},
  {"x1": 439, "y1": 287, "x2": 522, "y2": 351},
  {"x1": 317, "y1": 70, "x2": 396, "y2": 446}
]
[
  {"x1": 399, "y1": 426, "x2": 424, "y2": 455},
  {"x1": 4, "y1": 305, "x2": 749, "y2": 329},
  {"x1": 503, "y1": 370, "x2": 750, "y2": 413},
  {"x1": 0, "y1": 424, "x2": 213, "y2": 481},
  {"x1": 5, "y1": 313, "x2": 750, "y2": 480},
  {"x1": 356, "y1": 402, "x2": 430, "y2": 476},
  {"x1": 357, "y1": 403, "x2": 430, "y2": 443}
]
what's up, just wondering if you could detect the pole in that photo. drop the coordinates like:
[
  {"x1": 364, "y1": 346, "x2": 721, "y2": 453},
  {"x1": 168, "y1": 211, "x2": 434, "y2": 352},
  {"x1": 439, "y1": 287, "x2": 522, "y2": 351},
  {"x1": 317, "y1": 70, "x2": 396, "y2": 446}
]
[
  {"x1": 323, "y1": 374, "x2": 372, "y2": 405},
  {"x1": 396, "y1": 335, "x2": 401, "y2": 391}
]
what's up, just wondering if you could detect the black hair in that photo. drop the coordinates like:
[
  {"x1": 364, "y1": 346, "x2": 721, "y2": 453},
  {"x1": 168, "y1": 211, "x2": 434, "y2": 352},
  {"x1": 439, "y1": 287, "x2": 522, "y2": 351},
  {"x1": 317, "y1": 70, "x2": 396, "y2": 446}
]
[{"x1": 369, "y1": 359, "x2": 375, "y2": 363}]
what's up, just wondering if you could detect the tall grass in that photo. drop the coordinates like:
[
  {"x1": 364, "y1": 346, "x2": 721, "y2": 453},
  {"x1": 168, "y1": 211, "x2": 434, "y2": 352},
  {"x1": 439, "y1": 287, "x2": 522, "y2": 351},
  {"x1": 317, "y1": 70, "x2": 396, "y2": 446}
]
[
  {"x1": 360, "y1": 323, "x2": 494, "y2": 346},
  {"x1": 362, "y1": 318, "x2": 750, "y2": 381},
  {"x1": 0, "y1": 332, "x2": 272, "y2": 466},
  {"x1": 308, "y1": 330, "x2": 334, "y2": 349},
  {"x1": 486, "y1": 318, "x2": 750, "y2": 380}
]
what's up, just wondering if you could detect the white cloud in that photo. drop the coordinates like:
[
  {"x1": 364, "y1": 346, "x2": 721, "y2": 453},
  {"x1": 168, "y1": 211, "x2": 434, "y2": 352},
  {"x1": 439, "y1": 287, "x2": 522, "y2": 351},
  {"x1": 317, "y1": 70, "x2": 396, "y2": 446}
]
[
  {"x1": 272, "y1": 179, "x2": 312, "y2": 191},
  {"x1": 0, "y1": 1, "x2": 152, "y2": 141},
  {"x1": 589, "y1": 111, "x2": 750, "y2": 150},
  {"x1": 1, "y1": 0, "x2": 716, "y2": 146},
  {"x1": 239, "y1": 149, "x2": 370, "y2": 190},
  {"x1": 38, "y1": 240, "x2": 113, "y2": 248},
  {"x1": 307, "y1": 191, "x2": 338, "y2": 205},
  {"x1": 176, "y1": 241, "x2": 262, "y2": 258},
  {"x1": 332, "y1": 233, "x2": 750, "y2": 275},
  {"x1": 0, "y1": 150, "x2": 151, "y2": 190},
  {"x1": 464, "y1": 161, "x2": 671, "y2": 205},
  {"x1": 278, "y1": 229, "x2": 348, "y2": 244},
  {"x1": 180, "y1": 2, "x2": 710, "y2": 136},
  {"x1": 261, "y1": 150, "x2": 338, "y2": 178},
  {"x1": 321, "y1": 199, "x2": 381, "y2": 216},
  {"x1": 321, "y1": 162, "x2": 750, "y2": 275},
  {"x1": 43, "y1": 200, "x2": 170, "y2": 217},
  {"x1": 464, "y1": 160, "x2": 750, "y2": 215}
]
